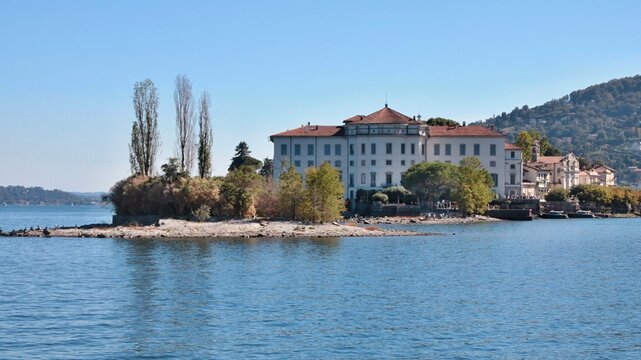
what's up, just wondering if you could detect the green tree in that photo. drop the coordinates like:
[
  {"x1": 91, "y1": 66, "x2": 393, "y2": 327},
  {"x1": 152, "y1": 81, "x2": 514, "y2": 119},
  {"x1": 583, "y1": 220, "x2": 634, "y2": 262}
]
[
  {"x1": 401, "y1": 161, "x2": 458, "y2": 203},
  {"x1": 259, "y1": 158, "x2": 274, "y2": 179},
  {"x1": 426, "y1": 117, "x2": 460, "y2": 126},
  {"x1": 371, "y1": 192, "x2": 389, "y2": 204},
  {"x1": 453, "y1": 157, "x2": 494, "y2": 215},
  {"x1": 570, "y1": 184, "x2": 611, "y2": 206},
  {"x1": 302, "y1": 162, "x2": 345, "y2": 222},
  {"x1": 130, "y1": 79, "x2": 160, "y2": 176},
  {"x1": 220, "y1": 166, "x2": 262, "y2": 218},
  {"x1": 228, "y1": 141, "x2": 262, "y2": 172},
  {"x1": 277, "y1": 165, "x2": 305, "y2": 219},
  {"x1": 197, "y1": 91, "x2": 213, "y2": 178},
  {"x1": 515, "y1": 131, "x2": 534, "y2": 160},
  {"x1": 381, "y1": 186, "x2": 411, "y2": 204},
  {"x1": 161, "y1": 158, "x2": 187, "y2": 183},
  {"x1": 545, "y1": 188, "x2": 569, "y2": 201}
]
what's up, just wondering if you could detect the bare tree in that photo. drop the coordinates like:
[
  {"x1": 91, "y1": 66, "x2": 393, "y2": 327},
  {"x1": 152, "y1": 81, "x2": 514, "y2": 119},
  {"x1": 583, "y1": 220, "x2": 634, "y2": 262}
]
[
  {"x1": 129, "y1": 79, "x2": 160, "y2": 176},
  {"x1": 197, "y1": 91, "x2": 213, "y2": 178},
  {"x1": 174, "y1": 75, "x2": 196, "y2": 174}
]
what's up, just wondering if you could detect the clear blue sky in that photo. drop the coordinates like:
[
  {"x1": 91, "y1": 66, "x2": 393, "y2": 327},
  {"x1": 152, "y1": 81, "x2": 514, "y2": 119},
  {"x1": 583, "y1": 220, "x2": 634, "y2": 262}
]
[{"x1": 1, "y1": 0, "x2": 640, "y2": 192}]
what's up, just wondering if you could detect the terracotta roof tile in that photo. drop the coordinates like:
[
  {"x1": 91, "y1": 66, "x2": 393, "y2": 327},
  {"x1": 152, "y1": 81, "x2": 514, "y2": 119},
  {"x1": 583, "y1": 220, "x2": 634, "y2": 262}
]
[
  {"x1": 271, "y1": 125, "x2": 344, "y2": 138},
  {"x1": 344, "y1": 106, "x2": 419, "y2": 125},
  {"x1": 504, "y1": 143, "x2": 522, "y2": 150},
  {"x1": 343, "y1": 115, "x2": 364, "y2": 123},
  {"x1": 534, "y1": 156, "x2": 564, "y2": 164},
  {"x1": 428, "y1": 125, "x2": 503, "y2": 137}
]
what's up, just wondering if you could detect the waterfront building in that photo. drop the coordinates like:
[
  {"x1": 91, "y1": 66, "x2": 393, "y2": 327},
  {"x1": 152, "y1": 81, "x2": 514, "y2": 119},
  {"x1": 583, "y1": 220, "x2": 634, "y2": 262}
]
[
  {"x1": 270, "y1": 106, "x2": 520, "y2": 201},
  {"x1": 504, "y1": 143, "x2": 523, "y2": 197},
  {"x1": 522, "y1": 140, "x2": 579, "y2": 197},
  {"x1": 578, "y1": 165, "x2": 617, "y2": 186}
]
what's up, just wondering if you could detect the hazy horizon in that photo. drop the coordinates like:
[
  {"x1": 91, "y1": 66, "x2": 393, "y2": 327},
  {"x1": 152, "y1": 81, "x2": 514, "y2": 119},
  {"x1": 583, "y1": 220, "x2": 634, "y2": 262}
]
[{"x1": 2, "y1": 0, "x2": 640, "y2": 191}]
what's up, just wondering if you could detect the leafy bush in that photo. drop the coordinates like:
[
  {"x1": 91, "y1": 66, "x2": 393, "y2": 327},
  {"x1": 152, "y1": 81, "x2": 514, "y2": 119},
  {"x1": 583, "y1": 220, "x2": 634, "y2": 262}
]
[
  {"x1": 192, "y1": 204, "x2": 211, "y2": 222},
  {"x1": 110, "y1": 175, "x2": 220, "y2": 217},
  {"x1": 545, "y1": 188, "x2": 569, "y2": 201},
  {"x1": 371, "y1": 192, "x2": 389, "y2": 204},
  {"x1": 381, "y1": 186, "x2": 411, "y2": 204}
]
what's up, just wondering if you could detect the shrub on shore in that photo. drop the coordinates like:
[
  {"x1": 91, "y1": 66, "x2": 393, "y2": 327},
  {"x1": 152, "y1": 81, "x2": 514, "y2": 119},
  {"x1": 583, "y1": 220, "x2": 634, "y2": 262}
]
[{"x1": 110, "y1": 175, "x2": 220, "y2": 217}]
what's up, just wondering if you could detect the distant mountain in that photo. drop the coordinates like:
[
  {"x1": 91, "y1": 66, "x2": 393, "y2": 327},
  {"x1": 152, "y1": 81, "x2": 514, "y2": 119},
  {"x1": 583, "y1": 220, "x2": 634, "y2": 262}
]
[
  {"x1": 481, "y1": 75, "x2": 641, "y2": 184},
  {"x1": 0, "y1": 186, "x2": 102, "y2": 205}
]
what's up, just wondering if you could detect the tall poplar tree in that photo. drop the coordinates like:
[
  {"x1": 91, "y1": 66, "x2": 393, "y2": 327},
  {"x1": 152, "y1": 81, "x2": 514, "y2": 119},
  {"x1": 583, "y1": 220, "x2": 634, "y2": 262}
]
[
  {"x1": 129, "y1": 79, "x2": 160, "y2": 176},
  {"x1": 174, "y1": 75, "x2": 196, "y2": 173},
  {"x1": 197, "y1": 91, "x2": 213, "y2": 178}
]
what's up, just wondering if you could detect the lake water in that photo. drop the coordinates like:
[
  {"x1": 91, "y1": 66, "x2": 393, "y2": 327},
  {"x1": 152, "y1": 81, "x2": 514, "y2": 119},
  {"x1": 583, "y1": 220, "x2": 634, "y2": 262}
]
[
  {"x1": 0, "y1": 205, "x2": 113, "y2": 231},
  {"x1": 1, "y1": 207, "x2": 640, "y2": 358}
]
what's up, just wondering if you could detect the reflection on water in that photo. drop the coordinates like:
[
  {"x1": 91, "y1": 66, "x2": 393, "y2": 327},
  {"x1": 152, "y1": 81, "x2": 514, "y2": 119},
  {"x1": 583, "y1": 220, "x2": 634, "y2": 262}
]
[{"x1": 1, "y1": 220, "x2": 641, "y2": 358}]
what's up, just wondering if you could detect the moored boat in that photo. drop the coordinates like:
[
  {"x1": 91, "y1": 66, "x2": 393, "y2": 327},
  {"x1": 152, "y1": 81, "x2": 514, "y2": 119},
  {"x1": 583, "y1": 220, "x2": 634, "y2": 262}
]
[
  {"x1": 568, "y1": 210, "x2": 597, "y2": 218},
  {"x1": 540, "y1": 210, "x2": 569, "y2": 219}
]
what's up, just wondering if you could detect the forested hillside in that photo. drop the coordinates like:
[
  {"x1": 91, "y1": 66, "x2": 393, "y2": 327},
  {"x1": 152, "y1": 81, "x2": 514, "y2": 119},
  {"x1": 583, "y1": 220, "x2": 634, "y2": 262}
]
[
  {"x1": 0, "y1": 186, "x2": 97, "y2": 205},
  {"x1": 482, "y1": 75, "x2": 641, "y2": 184}
]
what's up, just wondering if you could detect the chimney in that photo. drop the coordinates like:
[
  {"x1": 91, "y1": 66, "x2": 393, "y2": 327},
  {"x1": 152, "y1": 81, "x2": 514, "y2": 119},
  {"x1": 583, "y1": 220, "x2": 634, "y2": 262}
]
[{"x1": 417, "y1": 114, "x2": 422, "y2": 121}]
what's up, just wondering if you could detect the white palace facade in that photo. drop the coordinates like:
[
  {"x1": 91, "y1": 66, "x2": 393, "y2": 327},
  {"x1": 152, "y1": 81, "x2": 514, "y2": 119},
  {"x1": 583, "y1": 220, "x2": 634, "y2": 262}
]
[{"x1": 270, "y1": 106, "x2": 523, "y2": 201}]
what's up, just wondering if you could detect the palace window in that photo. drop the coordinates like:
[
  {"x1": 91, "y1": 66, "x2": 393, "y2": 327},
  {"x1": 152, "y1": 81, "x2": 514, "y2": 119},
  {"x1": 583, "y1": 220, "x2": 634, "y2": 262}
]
[
  {"x1": 445, "y1": 144, "x2": 451, "y2": 156},
  {"x1": 361, "y1": 143, "x2": 366, "y2": 155},
  {"x1": 474, "y1": 144, "x2": 480, "y2": 156},
  {"x1": 371, "y1": 143, "x2": 376, "y2": 155},
  {"x1": 370, "y1": 172, "x2": 377, "y2": 187},
  {"x1": 460, "y1": 144, "x2": 466, "y2": 156},
  {"x1": 434, "y1": 144, "x2": 440, "y2": 156},
  {"x1": 324, "y1": 144, "x2": 331, "y2": 156},
  {"x1": 307, "y1": 144, "x2": 314, "y2": 156},
  {"x1": 386, "y1": 143, "x2": 392, "y2": 154},
  {"x1": 411, "y1": 143, "x2": 416, "y2": 155},
  {"x1": 335, "y1": 144, "x2": 342, "y2": 156},
  {"x1": 401, "y1": 143, "x2": 406, "y2": 154},
  {"x1": 490, "y1": 173, "x2": 498, "y2": 186},
  {"x1": 386, "y1": 160, "x2": 392, "y2": 166},
  {"x1": 280, "y1": 144, "x2": 287, "y2": 156},
  {"x1": 490, "y1": 144, "x2": 496, "y2": 156},
  {"x1": 294, "y1": 144, "x2": 301, "y2": 156},
  {"x1": 361, "y1": 173, "x2": 366, "y2": 184}
]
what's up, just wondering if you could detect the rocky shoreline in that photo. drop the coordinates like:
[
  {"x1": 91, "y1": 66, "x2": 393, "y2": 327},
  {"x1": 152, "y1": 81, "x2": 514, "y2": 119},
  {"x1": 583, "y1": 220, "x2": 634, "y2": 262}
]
[{"x1": 0, "y1": 218, "x2": 450, "y2": 239}]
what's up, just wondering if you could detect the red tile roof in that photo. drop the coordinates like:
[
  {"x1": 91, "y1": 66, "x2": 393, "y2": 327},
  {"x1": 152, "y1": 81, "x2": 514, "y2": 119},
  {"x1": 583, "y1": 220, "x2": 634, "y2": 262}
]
[
  {"x1": 428, "y1": 125, "x2": 503, "y2": 137},
  {"x1": 343, "y1": 106, "x2": 420, "y2": 125},
  {"x1": 270, "y1": 125, "x2": 344, "y2": 138},
  {"x1": 505, "y1": 143, "x2": 522, "y2": 150},
  {"x1": 534, "y1": 156, "x2": 564, "y2": 164}
]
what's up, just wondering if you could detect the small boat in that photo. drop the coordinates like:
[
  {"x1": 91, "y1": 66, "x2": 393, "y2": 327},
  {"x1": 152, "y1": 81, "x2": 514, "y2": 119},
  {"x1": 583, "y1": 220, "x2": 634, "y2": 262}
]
[
  {"x1": 568, "y1": 210, "x2": 597, "y2": 219},
  {"x1": 540, "y1": 210, "x2": 569, "y2": 219}
]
